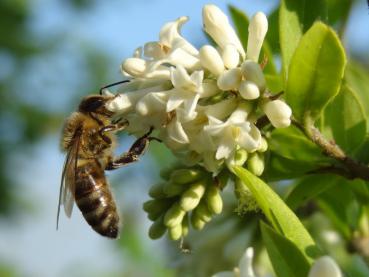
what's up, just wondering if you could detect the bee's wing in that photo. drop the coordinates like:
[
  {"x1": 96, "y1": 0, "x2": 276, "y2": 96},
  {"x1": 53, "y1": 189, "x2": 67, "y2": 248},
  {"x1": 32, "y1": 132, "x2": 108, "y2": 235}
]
[{"x1": 56, "y1": 132, "x2": 81, "y2": 229}]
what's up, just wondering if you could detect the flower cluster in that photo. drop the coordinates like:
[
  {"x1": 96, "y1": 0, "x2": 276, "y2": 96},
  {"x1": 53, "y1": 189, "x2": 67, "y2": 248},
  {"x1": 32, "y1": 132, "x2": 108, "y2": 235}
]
[
  {"x1": 144, "y1": 166, "x2": 224, "y2": 241},
  {"x1": 106, "y1": 4, "x2": 292, "y2": 174}
]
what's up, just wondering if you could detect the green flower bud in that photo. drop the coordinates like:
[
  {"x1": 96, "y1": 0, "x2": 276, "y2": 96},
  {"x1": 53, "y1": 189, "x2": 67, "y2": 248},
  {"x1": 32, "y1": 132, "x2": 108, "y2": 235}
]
[
  {"x1": 149, "y1": 182, "x2": 166, "y2": 198},
  {"x1": 143, "y1": 199, "x2": 171, "y2": 215},
  {"x1": 163, "y1": 182, "x2": 188, "y2": 197},
  {"x1": 258, "y1": 137, "x2": 268, "y2": 152},
  {"x1": 169, "y1": 168, "x2": 205, "y2": 185},
  {"x1": 180, "y1": 181, "x2": 207, "y2": 212},
  {"x1": 246, "y1": 152, "x2": 265, "y2": 176},
  {"x1": 191, "y1": 212, "x2": 206, "y2": 230},
  {"x1": 205, "y1": 185, "x2": 223, "y2": 214},
  {"x1": 229, "y1": 148, "x2": 248, "y2": 167},
  {"x1": 194, "y1": 202, "x2": 212, "y2": 222},
  {"x1": 182, "y1": 214, "x2": 189, "y2": 237},
  {"x1": 164, "y1": 203, "x2": 186, "y2": 228},
  {"x1": 148, "y1": 216, "x2": 167, "y2": 240},
  {"x1": 168, "y1": 224, "x2": 182, "y2": 241}
]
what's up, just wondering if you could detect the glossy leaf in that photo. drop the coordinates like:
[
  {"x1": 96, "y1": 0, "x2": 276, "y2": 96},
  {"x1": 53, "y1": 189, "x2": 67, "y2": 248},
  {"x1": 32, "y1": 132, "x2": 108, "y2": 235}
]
[
  {"x1": 322, "y1": 84, "x2": 367, "y2": 154},
  {"x1": 285, "y1": 22, "x2": 346, "y2": 122},
  {"x1": 345, "y1": 62, "x2": 369, "y2": 127},
  {"x1": 279, "y1": 0, "x2": 327, "y2": 77},
  {"x1": 286, "y1": 174, "x2": 339, "y2": 210},
  {"x1": 269, "y1": 125, "x2": 327, "y2": 162},
  {"x1": 261, "y1": 222, "x2": 310, "y2": 277},
  {"x1": 263, "y1": 153, "x2": 322, "y2": 182},
  {"x1": 233, "y1": 166, "x2": 320, "y2": 262},
  {"x1": 318, "y1": 184, "x2": 361, "y2": 239}
]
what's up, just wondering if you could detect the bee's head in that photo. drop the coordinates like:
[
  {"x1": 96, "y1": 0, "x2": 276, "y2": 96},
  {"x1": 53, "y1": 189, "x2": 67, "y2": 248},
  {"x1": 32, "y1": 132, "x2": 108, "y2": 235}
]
[{"x1": 78, "y1": 95, "x2": 114, "y2": 116}]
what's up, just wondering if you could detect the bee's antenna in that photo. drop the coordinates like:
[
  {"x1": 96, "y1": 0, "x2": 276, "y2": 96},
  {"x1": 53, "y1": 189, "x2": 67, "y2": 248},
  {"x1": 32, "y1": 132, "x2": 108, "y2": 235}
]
[{"x1": 99, "y1": 80, "x2": 130, "y2": 95}]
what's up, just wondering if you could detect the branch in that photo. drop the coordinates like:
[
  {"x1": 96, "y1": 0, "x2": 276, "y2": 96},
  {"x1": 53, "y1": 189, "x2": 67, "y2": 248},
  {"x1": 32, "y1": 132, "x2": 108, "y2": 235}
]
[{"x1": 292, "y1": 120, "x2": 369, "y2": 182}]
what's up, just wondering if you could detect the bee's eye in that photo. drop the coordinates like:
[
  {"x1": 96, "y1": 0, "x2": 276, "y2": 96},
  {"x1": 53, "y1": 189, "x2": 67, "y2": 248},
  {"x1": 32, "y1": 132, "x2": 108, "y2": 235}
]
[{"x1": 79, "y1": 97, "x2": 105, "y2": 112}]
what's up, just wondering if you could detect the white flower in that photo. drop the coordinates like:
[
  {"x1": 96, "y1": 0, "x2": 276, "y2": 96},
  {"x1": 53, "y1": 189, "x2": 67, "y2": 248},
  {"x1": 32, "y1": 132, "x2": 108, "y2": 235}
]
[
  {"x1": 203, "y1": 4, "x2": 245, "y2": 58},
  {"x1": 204, "y1": 105, "x2": 261, "y2": 160},
  {"x1": 217, "y1": 68, "x2": 243, "y2": 91},
  {"x1": 212, "y1": 247, "x2": 255, "y2": 277},
  {"x1": 308, "y1": 256, "x2": 342, "y2": 277},
  {"x1": 199, "y1": 45, "x2": 225, "y2": 76},
  {"x1": 107, "y1": 4, "x2": 292, "y2": 173},
  {"x1": 246, "y1": 12, "x2": 268, "y2": 62},
  {"x1": 166, "y1": 65, "x2": 204, "y2": 121},
  {"x1": 262, "y1": 100, "x2": 292, "y2": 128}
]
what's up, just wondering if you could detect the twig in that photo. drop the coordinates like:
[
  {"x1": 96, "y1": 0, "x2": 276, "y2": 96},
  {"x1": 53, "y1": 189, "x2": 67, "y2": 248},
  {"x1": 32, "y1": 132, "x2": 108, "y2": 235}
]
[{"x1": 292, "y1": 120, "x2": 369, "y2": 182}]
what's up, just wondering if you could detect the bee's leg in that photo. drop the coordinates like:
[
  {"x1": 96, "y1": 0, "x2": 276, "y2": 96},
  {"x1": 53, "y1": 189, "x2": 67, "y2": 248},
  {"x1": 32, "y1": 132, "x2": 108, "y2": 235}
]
[
  {"x1": 98, "y1": 119, "x2": 129, "y2": 144},
  {"x1": 106, "y1": 127, "x2": 161, "y2": 170}
]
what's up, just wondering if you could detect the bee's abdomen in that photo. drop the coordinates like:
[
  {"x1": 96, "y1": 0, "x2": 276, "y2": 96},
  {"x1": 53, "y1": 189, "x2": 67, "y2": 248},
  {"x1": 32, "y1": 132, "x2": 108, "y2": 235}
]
[{"x1": 75, "y1": 160, "x2": 119, "y2": 239}]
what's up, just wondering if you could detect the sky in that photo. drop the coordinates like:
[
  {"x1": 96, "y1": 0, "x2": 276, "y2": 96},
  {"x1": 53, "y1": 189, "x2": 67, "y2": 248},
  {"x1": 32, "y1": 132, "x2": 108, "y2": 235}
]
[{"x1": 0, "y1": 0, "x2": 368, "y2": 276}]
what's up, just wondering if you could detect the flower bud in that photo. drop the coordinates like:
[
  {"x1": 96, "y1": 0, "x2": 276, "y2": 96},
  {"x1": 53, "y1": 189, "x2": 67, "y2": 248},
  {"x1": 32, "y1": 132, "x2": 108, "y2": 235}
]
[
  {"x1": 205, "y1": 186, "x2": 223, "y2": 214},
  {"x1": 262, "y1": 100, "x2": 292, "y2": 128},
  {"x1": 239, "y1": 80, "x2": 260, "y2": 100},
  {"x1": 202, "y1": 4, "x2": 245, "y2": 58},
  {"x1": 148, "y1": 216, "x2": 167, "y2": 240},
  {"x1": 308, "y1": 256, "x2": 342, "y2": 277},
  {"x1": 194, "y1": 202, "x2": 213, "y2": 222},
  {"x1": 247, "y1": 12, "x2": 268, "y2": 62},
  {"x1": 169, "y1": 168, "x2": 205, "y2": 185},
  {"x1": 241, "y1": 60, "x2": 266, "y2": 91},
  {"x1": 121, "y1": 58, "x2": 146, "y2": 77},
  {"x1": 168, "y1": 224, "x2": 182, "y2": 241},
  {"x1": 191, "y1": 211, "x2": 206, "y2": 230},
  {"x1": 164, "y1": 203, "x2": 186, "y2": 228},
  {"x1": 246, "y1": 153, "x2": 265, "y2": 176},
  {"x1": 258, "y1": 137, "x2": 268, "y2": 152},
  {"x1": 180, "y1": 181, "x2": 207, "y2": 211},
  {"x1": 163, "y1": 182, "x2": 188, "y2": 197},
  {"x1": 182, "y1": 214, "x2": 189, "y2": 237},
  {"x1": 222, "y1": 44, "x2": 240, "y2": 69},
  {"x1": 217, "y1": 68, "x2": 242, "y2": 91},
  {"x1": 143, "y1": 199, "x2": 171, "y2": 215},
  {"x1": 199, "y1": 45, "x2": 224, "y2": 76},
  {"x1": 149, "y1": 183, "x2": 166, "y2": 199}
]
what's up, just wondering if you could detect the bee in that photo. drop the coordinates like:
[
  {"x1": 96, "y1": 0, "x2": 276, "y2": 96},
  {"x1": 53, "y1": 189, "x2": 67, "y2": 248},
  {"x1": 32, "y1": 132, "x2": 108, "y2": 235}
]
[{"x1": 57, "y1": 82, "x2": 157, "y2": 238}]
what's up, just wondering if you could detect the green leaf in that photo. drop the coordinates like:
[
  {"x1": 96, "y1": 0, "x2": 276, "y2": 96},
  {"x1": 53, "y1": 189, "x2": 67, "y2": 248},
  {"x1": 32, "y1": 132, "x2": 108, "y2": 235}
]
[
  {"x1": 261, "y1": 222, "x2": 310, "y2": 277},
  {"x1": 228, "y1": 5, "x2": 276, "y2": 74},
  {"x1": 263, "y1": 153, "x2": 319, "y2": 182},
  {"x1": 345, "y1": 62, "x2": 369, "y2": 127},
  {"x1": 279, "y1": 0, "x2": 328, "y2": 77},
  {"x1": 318, "y1": 184, "x2": 361, "y2": 239},
  {"x1": 286, "y1": 174, "x2": 339, "y2": 210},
  {"x1": 285, "y1": 22, "x2": 346, "y2": 122},
  {"x1": 322, "y1": 84, "x2": 367, "y2": 154},
  {"x1": 265, "y1": 7, "x2": 280, "y2": 54},
  {"x1": 265, "y1": 74, "x2": 283, "y2": 93},
  {"x1": 233, "y1": 166, "x2": 320, "y2": 261},
  {"x1": 326, "y1": 0, "x2": 352, "y2": 30},
  {"x1": 269, "y1": 125, "x2": 327, "y2": 162}
]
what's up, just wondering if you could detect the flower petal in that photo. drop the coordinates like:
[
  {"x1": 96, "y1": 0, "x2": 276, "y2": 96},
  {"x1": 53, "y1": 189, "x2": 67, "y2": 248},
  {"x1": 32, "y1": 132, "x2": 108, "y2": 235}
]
[
  {"x1": 247, "y1": 12, "x2": 268, "y2": 62},
  {"x1": 203, "y1": 4, "x2": 245, "y2": 58},
  {"x1": 238, "y1": 247, "x2": 256, "y2": 277}
]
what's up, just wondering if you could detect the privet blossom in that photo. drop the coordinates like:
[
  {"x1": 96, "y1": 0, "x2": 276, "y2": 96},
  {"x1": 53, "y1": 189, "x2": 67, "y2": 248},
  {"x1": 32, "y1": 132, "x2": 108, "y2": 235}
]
[{"x1": 106, "y1": 4, "x2": 292, "y2": 173}]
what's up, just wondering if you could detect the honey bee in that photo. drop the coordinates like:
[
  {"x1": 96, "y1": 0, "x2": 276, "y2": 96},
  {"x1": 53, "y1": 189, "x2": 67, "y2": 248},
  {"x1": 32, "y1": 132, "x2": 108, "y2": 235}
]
[{"x1": 57, "y1": 84, "x2": 156, "y2": 238}]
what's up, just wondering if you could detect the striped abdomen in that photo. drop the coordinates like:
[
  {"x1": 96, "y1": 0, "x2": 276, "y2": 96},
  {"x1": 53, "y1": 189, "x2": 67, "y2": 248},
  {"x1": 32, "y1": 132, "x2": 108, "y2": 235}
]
[{"x1": 75, "y1": 159, "x2": 120, "y2": 238}]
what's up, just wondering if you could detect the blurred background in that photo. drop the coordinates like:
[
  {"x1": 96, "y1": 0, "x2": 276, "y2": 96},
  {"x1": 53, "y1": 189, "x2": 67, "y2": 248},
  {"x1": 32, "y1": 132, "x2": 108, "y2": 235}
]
[{"x1": 0, "y1": 0, "x2": 368, "y2": 276}]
